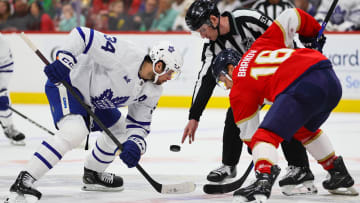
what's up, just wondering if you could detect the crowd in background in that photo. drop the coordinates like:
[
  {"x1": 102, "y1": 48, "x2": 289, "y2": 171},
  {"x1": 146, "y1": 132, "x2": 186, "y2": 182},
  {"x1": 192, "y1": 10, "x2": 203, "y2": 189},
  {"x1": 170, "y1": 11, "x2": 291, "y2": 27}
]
[{"x1": 0, "y1": 0, "x2": 359, "y2": 32}]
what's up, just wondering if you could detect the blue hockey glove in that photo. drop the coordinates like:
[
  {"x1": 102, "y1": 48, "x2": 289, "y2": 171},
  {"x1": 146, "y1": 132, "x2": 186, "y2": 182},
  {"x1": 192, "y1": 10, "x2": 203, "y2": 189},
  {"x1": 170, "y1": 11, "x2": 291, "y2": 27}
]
[
  {"x1": 44, "y1": 51, "x2": 76, "y2": 84},
  {"x1": 299, "y1": 34, "x2": 326, "y2": 53},
  {"x1": 119, "y1": 135, "x2": 147, "y2": 168}
]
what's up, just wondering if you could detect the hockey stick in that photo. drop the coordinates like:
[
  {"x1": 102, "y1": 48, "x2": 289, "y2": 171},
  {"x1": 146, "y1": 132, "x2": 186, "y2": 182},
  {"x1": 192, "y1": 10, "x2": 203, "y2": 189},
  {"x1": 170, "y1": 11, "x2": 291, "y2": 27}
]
[
  {"x1": 20, "y1": 32, "x2": 196, "y2": 194},
  {"x1": 203, "y1": 161, "x2": 253, "y2": 194},
  {"x1": 316, "y1": 0, "x2": 338, "y2": 49},
  {"x1": 8, "y1": 105, "x2": 55, "y2": 135}
]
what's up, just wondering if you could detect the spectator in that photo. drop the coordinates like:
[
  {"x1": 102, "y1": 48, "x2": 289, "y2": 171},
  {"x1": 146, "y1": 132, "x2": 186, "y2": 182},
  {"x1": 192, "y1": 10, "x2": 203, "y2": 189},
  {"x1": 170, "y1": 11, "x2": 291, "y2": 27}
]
[
  {"x1": 172, "y1": 0, "x2": 193, "y2": 31},
  {"x1": 217, "y1": 0, "x2": 242, "y2": 13},
  {"x1": 91, "y1": 0, "x2": 115, "y2": 14},
  {"x1": 127, "y1": 0, "x2": 142, "y2": 15},
  {"x1": 132, "y1": 0, "x2": 157, "y2": 31},
  {"x1": 27, "y1": 1, "x2": 55, "y2": 31},
  {"x1": 315, "y1": 0, "x2": 360, "y2": 31},
  {"x1": 251, "y1": 0, "x2": 294, "y2": 20},
  {"x1": 58, "y1": 3, "x2": 85, "y2": 31},
  {"x1": 0, "y1": 0, "x2": 11, "y2": 30},
  {"x1": 294, "y1": 0, "x2": 320, "y2": 16},
  {"x1": 5, "y1": 0, "x2": 29, "y2": 31},
  {"x1": 28, "y1": 0, "x2": 55, "y2": 18},
  {"x1": 108, "y1": 0, "x2": 131, "y2": 30},
  {"x1": 172, "y1": 0, "x2": 189, "y2": 13},
  {"x1": 150, "y1": 0, "x2": 178, "y2": 31}
]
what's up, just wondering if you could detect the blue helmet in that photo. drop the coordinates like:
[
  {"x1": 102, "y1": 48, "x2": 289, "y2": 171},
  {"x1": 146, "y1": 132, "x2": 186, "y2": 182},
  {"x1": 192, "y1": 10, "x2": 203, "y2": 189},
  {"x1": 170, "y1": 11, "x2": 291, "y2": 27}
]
[{"x1": 212, "y1": 48, "x2": 242, "y2": 82}]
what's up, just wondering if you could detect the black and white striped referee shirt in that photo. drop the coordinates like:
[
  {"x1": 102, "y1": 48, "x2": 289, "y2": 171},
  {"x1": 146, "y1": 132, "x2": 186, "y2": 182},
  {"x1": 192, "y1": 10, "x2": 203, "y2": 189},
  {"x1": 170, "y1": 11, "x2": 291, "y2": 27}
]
[
  {"x1": 189, "y1": 9, "x2": 272, "y2": 121},
  {"x1": 251, "y1": 0, "x2": 295, "y2": 20}
]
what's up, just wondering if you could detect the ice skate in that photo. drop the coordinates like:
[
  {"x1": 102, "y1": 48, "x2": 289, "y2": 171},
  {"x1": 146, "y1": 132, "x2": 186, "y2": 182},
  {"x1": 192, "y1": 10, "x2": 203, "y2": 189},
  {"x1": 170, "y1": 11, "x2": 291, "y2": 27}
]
[
  {"x1": 207, "y1": 165, "x2": 237, "y2": 182},
  {"x1": 279, "y1": 165, "x2": 317, "y2": 196},
  {"x1": 82, "y1": 167, "x2": 124, "y2": 191},
  {"x1": 2, "y1": 124, "x2": 25, "y2": 146},
  {"x1": 4, "y1": 171, "x2": 41, "y2": 203},
  {"x1": 323, "y1": 156, "x2": 359, "y2": 196},
  {"x1": 233, "y1": 165, "x2": 281, "y2": 203}
]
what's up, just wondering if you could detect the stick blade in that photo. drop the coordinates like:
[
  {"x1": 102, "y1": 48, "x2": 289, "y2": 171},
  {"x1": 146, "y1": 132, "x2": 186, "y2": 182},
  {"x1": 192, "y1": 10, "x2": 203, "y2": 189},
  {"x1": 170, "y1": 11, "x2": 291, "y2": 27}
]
[
  {"x1": 161, "y1": 182, "x2": 196, "y2": 194},
  {"x1": 203, "y1": 181, "x2": 241, "y2": 194}
]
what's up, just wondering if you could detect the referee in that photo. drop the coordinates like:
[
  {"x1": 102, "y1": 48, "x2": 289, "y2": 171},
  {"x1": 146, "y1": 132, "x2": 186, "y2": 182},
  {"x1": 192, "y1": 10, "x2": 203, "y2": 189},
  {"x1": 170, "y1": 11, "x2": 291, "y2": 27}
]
[
  {"x1": 181, "y1": 0, "x2": 316, "y2": 195},
  {"x1": 251, "y1": 0, "x2": 295, "y2": 20}
]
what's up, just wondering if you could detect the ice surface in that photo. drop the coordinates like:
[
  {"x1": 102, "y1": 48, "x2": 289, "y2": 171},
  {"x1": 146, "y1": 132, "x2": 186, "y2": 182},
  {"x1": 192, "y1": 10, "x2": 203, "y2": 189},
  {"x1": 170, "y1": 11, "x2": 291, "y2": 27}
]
[{"x1": 0, "y1": 105, "x2": 359, "y2": 203}]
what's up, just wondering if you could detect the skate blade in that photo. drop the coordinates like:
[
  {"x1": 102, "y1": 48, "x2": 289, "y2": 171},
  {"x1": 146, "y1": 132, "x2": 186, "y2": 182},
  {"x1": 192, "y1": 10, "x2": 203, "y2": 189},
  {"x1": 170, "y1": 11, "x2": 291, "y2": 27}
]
[
  {"x1": 254, "y1": 194, "x2": 267, "y2": 203},
  {"x1": 328, "y1": 186, "x2": 359, "y2": 196},
  {"x1": 82, "y1": 184, "x2": 124, "y2": 192},
  {"x1": 4, "y1": 192, "x2": 38, "y2": 203},
  {"x1": 281, "y1": 181, "x2": 318, "y2": 196},
  {"x1": 232, "y1": 195, "x2": 248, "y2": 203}
]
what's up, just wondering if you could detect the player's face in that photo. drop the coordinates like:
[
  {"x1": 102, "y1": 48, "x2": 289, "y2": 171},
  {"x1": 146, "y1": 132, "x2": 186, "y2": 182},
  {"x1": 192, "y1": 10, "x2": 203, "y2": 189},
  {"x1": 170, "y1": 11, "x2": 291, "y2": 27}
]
[
  {"x1": 156, "y1": 70, "x2": 174, "y2": 85},
  {"x1": 218, "y1": 73, "x2": 233, "y2": 90},
  {"x1": 197, "y1": 24, "x2": 218, "y2": 41}
]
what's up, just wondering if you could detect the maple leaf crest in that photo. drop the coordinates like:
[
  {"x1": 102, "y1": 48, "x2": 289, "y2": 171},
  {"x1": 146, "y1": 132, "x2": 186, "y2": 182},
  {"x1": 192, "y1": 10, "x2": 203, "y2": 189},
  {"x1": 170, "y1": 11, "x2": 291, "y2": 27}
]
[{"x1": 91, "y1": 89, "x2": 129, "y2": 109}]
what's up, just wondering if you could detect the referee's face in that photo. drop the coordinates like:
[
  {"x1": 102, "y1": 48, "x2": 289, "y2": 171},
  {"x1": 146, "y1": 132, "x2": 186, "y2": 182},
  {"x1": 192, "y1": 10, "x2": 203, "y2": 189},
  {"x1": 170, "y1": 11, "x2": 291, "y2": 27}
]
[{"x1": 197, "y1": 24, "x2": 218, "y2": 41}]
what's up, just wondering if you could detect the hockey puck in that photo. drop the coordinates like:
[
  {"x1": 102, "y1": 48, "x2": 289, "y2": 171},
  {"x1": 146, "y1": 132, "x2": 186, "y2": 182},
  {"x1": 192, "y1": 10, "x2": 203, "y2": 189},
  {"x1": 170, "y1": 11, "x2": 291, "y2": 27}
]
[{"x1": 170, "y1": 145, "x2": 181, "y2": 152}]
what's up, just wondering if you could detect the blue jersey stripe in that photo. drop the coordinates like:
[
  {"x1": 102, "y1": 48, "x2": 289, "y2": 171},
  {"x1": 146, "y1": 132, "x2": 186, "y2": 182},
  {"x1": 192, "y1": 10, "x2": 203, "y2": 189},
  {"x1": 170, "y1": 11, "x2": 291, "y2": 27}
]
[
  {"x1": 84, "y1": 29, "x2": 94, "y2": 54},
  {"x1": 34, "y1": 152, "x2": 52, "y2": 169},
  {"x1": 76, "y1": 27, "x2": 86, "y2": 43},
  {"x1": 42, "y1": 141, "x2": 62, "y2": 160},
  {"x1": 126, "y1": 115, "x2": 151, "y2": 126},
  {"x1": 92, "y1": 150, "x2": 113, "y2": 164},
  {"x1": 0, "y1": 70, "x2": 13, "y2": 73},
  {"x1": 0, "y1": 62, "x2": 13, "y2": 69}
]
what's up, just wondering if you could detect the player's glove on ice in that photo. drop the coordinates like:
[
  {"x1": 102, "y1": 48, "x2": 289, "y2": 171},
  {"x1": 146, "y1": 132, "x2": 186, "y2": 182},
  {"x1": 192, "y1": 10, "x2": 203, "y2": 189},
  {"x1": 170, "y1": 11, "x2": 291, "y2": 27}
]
[
  {"x1": 120, "y1": 135, "x2": 146, "y2": 168},
  {"x1": 299, "y1": 34, "x2": 326, "y2": 53},
  {"x1": 44, "y1": 51, "x2": 76, "y2": 84}
]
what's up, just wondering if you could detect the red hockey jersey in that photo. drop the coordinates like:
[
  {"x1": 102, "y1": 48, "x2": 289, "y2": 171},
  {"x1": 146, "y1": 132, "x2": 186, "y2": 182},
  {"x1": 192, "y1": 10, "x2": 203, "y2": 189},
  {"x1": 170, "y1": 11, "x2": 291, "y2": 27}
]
[{"x1": 230, "y1": 8, "x2": 328, "y2": 127}]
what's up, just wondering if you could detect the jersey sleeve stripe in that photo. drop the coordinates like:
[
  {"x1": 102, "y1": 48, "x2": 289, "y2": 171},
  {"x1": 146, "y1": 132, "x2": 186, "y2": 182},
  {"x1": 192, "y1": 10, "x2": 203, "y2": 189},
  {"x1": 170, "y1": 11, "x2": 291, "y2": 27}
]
[
  {"x1": 295, "y1": 8, "x2": 301, "y2": 32},
  {"x1": 83, "y1": 29, "x2": 94, "y2": 54},
  {"x1": 76, "y1": 27, "x2": 86, "y2": 43},
  {"x1": 274, "y1": 20, "x2": 287, "y2": 47},
  {"x1": 0, "y1": 62, "x2": 13, "y2": 69}
]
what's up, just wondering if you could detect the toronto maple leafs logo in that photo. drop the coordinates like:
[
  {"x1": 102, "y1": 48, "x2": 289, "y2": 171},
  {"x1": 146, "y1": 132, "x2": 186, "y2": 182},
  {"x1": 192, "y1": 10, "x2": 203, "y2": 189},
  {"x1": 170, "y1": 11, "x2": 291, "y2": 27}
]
[
  {"x1": 123, "y1": 75, "x2": 131, "y2": 83},
  {"x1": 331, "y1": 6, "x2": 346, "y2": 25},
  {"x1": 91, "y1": 89, "x2": 129, "y2": 109},
  {"x1": 168, "y1": 46, "x2": 175, "y2": 53}
]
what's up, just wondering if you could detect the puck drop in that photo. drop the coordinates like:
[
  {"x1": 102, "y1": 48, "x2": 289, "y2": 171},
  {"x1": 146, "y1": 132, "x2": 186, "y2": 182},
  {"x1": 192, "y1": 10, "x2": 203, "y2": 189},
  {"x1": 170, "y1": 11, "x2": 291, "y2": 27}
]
[{"x1": 170, "y1": 145, "x2": 181, "y2": 152}]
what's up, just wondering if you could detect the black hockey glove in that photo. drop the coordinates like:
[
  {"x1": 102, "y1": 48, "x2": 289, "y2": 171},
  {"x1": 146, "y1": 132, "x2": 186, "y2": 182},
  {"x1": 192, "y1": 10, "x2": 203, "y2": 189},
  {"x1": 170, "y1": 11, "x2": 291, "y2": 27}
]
[{"x1": 299, "y1": 34, "x2": 326, "y2": 53}]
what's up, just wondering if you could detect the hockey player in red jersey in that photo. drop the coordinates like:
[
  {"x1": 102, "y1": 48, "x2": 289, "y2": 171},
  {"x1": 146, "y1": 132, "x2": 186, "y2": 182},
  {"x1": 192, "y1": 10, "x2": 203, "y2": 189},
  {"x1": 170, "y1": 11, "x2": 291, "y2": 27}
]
[{"x1": 211, "y1": 8, "x2": 358, "y2": 203}]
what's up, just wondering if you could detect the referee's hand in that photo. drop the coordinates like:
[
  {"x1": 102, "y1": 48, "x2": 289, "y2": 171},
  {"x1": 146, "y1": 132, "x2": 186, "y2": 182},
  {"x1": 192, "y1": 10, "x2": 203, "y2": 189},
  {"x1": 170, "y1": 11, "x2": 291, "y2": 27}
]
[{"x1": 182, "y1": 119, "x2": 199, "y2": 144}]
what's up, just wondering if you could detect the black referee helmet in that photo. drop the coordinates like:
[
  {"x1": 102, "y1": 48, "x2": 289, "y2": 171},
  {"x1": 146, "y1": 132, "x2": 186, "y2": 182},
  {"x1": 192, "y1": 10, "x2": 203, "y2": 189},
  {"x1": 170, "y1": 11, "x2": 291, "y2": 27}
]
[{"x1": 185, "y1": 0, "x2": 220, "y2": 31}]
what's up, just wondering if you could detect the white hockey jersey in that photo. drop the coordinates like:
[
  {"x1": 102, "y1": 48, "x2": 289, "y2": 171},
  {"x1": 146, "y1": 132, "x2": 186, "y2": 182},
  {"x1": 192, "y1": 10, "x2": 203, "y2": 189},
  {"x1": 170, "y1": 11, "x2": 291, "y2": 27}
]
[
  {"x1": 315, "y1": 0, "x2": 360, "y2": 31},
  {"x1": 61, "y1": 27, "x2": 162, "y2": 138},
  {"x1": 0, "y1": 34, "x2": 14, "y2": 73}
]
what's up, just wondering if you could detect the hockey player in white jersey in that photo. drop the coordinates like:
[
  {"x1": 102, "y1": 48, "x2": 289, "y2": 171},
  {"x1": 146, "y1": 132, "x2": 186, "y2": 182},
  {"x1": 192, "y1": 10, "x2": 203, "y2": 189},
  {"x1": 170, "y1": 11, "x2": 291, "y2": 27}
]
[
  {"x1": 5, "y1": 27, "x2": 182, "y2": 202},
  {"x1": 0, "y1": 34, "x2": 26, "y2": 146},
  {"x1": 315, "y1": 0, "x2": 360, "y2": 31}
]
